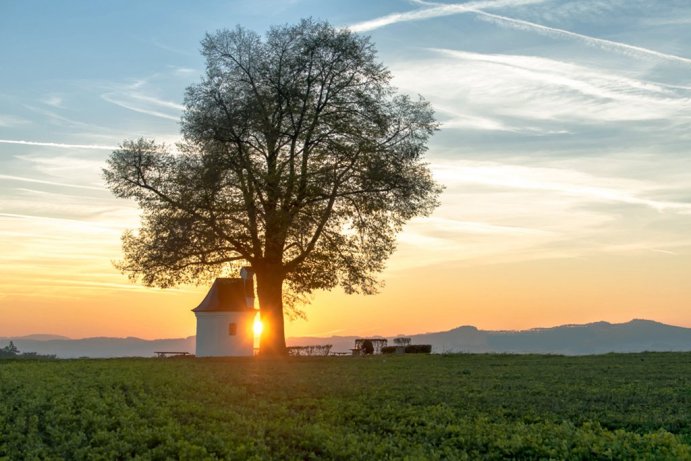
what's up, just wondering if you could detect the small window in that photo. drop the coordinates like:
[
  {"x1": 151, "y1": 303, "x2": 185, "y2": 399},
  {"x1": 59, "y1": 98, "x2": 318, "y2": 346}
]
[{"x1": 228, "y1": 323, "x2": 237, "y2": 336}]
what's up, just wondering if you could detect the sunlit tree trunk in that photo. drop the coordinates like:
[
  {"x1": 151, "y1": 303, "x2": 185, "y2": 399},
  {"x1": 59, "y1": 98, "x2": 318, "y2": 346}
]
[{"x1": 255, "y1": 267, "x2": 287, "y2": 356}]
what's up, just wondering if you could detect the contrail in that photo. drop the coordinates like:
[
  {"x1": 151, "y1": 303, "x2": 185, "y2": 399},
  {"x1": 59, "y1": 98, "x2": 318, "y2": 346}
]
[
  {"x1": 349, "y1": 0, "x2": 544, "y2": 32},
  {"x1": 475, "y1": 10, "x2": 691, "y2": 66},
  {"x1": 0, "y1": 139, "x2": 118, "y2": 150},
  {"x1": 349, "y1": 1, "x2": 691, "y2": 65}
]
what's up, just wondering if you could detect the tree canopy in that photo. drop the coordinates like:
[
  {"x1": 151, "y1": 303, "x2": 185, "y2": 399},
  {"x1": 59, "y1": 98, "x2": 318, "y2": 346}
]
[{"x1": 104, "y1": 19, "x2": 441, "y2": 355}]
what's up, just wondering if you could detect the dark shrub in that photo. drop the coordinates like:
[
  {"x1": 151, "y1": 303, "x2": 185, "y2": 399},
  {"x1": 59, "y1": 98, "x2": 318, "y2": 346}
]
[
  {"x1": 405, "y1": 344, "x2": 432, "y2": 354},
  {"x1": 354, "y1": 338, "x2": 387, "y2": 354},
  {"x1": 381, "y1": 346, "x2": 397, "y2": 354},
  {"x1": 361, "y1": 339, "x2": 374, "y2": 355}
]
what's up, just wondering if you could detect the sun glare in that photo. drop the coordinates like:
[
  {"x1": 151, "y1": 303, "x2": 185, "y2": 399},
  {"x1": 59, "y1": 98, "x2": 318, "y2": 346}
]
[{"x1": 253, "y1": 313, "x2": 263, "y2": 337}]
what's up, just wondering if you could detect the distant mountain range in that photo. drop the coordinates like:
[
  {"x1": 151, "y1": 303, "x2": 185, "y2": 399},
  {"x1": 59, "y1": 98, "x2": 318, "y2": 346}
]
[
  {"x1": 0, "y1": 336, "x2": 196, "y2": 359},
  {"x1": 2, "y1": 319, "x2": 690, "y2": 358}
]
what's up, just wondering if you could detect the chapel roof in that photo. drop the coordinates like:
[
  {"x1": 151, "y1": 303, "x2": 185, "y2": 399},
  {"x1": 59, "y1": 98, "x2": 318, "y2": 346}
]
[{"x1": 192, "y1": 277, "x2": 254, "y2": 313}]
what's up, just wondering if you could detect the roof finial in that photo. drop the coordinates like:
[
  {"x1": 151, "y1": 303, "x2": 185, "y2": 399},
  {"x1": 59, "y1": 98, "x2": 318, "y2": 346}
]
[{"x1": 240, "y1": 266, "x2": 253, "y2": 281}]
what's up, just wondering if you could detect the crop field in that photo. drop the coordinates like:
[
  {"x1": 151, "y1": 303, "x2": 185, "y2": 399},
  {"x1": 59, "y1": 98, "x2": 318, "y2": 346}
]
[{"x1": 1, "y1": 353, "x2": 690, "y2": 460}]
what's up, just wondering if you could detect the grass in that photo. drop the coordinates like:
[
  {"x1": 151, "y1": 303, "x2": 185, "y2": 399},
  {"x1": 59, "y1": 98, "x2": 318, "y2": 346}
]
[{"x1": 1, "y1": 353, "x2": 690, "y2": 460}]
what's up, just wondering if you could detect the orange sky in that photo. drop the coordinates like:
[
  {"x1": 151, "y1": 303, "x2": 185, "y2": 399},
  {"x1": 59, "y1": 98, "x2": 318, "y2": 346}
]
[{"x1": 2, "y1": 218, "x2": 689, "y2": 340}]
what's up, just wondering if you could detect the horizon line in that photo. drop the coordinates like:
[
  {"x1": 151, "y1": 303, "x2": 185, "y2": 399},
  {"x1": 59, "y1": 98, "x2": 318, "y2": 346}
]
[{"x1": 2, "y1": 318, "x2": 686, "y2": 341}]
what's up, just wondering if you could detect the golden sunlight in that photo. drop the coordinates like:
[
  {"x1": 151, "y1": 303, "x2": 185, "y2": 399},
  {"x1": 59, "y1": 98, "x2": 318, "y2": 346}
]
[{"x1": 253, "y1": 312, "x2": 263, "y2": 337}]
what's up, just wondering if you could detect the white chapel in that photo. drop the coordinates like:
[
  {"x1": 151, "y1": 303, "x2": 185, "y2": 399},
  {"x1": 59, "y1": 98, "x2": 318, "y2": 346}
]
[{"x1": 192, "y1": 267, "x2": 257, "y2": 357}]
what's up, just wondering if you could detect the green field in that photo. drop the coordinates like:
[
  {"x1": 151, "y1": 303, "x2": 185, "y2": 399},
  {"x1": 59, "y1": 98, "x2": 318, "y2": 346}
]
[{"x1": 1, "y1": 353, "x2": 690, "y2": 460}]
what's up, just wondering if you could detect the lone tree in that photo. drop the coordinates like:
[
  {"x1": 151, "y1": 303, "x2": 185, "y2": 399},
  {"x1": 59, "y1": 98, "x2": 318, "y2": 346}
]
[
  {"x1": 1, "y1": 341, "x2": 19, "y2": 357},
  {"x1": 104, "y1": 19, "x2": 441, "y2": 356}
]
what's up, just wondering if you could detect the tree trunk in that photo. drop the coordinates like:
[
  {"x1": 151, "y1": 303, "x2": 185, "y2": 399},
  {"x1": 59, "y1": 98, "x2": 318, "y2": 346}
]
[{"x1": 255, "y1": 268, "x2": 287, "y2": 356}]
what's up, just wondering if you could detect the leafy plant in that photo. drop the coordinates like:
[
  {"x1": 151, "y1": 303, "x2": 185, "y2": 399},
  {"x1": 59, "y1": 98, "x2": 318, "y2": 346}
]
[{"x1": 0, "y1": 353, "x2": 689, "y2": 459}]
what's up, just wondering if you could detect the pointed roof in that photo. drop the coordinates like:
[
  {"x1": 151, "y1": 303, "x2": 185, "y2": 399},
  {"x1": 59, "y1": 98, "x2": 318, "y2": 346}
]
[{"x1": 192, "y1": 278, "x2": 254, "y2": 313}]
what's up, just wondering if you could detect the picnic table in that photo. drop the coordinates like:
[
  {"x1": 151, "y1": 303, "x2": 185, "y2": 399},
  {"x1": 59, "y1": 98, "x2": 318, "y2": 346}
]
[{"x1": 154, "y1": 351, "x2": 192, "y2": 358}]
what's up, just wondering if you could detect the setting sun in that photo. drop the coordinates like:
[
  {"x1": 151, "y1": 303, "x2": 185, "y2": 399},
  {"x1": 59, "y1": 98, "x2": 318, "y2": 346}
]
[{"x1": 253, "y1": 313, "x2": 263, "y2": 337}]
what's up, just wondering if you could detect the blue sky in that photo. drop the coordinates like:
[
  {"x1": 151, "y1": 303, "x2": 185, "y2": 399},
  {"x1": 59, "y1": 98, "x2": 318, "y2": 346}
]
[{"x1": 2, "y1": 0, "x2": 691, "y2": 338}]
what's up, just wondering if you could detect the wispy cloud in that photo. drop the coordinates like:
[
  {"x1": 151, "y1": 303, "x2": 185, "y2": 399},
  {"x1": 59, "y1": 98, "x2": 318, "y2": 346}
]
[
  {"x1": 412, "y1": 216, "x2": 553, "y2": 236},
  {"x1": 0, "y1": 175, "x2": 105, "y2": 191},
  {"x1": 23, "y1": 278, "x2": 150, "y2": 291},
  {"x1": 0, "y1": 139, "x2": 117, "y2": 150},
  {"x1": 128, "y1": 93, "x2": 184, "y2": 111},
  {"x1": 351, "y1": 1, "x2": 691, "y2": 66},
  {"x1": 474, "y1": 10, "x2": 691, "y2": 65},
  {"x1": 0, "y1": 114, "x2": 31, "y2": 127},
  {"x1": 151, "y1": 39, "x2": 194, "y2": 56},
  {"x1": 390, "y1": 49, "x2": 691, "y2": 126},
  {"x1": 601, "y1": 240, "x2": 691, "y2": 256},
  {"x1": 22, "y1": 105, "x2": 108, "y2": 131},
  {"x1": 348, "y1": 0, "x2": 545, "y2": 32},
  {"x1": 101, "y1": 92, "x2": 181, "y2": 121},
  {"x1": 169, "y1": 66, "x2": 198, "y2": 76},
  {"x1": 42, "y1": 95, "x2": 64, "y2": 108},
  {"x1": 432, "y1": 160, "x2": 691, "y2": 213},
  {"x1": 97, "y1": 70, "x2": 187, "y2": 122},
  {"x1": 387, "y1": 157, "x2": 691, "y2": 271},
  {"x1": 435, "y1": 107, "x2": 515, "y2": 132},
  {"x1": 0, "y1": 210, "x2": 145, "y2": 299},
  {"x1": 15, "y1": 154, "x2": 106, "y2": 181},
  {"x1": 643, "y1": 16, "x2": 691, "y2": 26}
]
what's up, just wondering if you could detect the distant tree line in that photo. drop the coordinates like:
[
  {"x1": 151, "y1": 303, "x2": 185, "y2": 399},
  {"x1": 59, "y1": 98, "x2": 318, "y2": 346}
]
[{"x1": 0, "y1": 341, "x2": 56, "y2": 360}]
